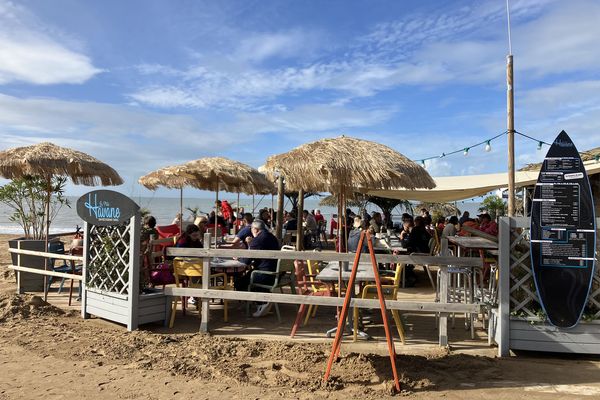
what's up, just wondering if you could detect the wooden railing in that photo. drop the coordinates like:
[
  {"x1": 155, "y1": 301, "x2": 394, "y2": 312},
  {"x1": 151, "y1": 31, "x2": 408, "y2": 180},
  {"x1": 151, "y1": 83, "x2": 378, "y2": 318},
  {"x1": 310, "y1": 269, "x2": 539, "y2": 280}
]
[
  {"x1": 8, "y1": 248, "x2": 84, "y2": 281},
  {"x1": 165, "y1": 237, "x2": 483, "y2": 346}
]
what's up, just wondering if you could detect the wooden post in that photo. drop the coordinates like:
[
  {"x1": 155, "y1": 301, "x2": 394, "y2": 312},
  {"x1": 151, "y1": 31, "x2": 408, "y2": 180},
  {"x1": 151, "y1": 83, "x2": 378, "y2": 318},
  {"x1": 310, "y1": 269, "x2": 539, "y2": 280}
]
[
  {"x1": 296, "y1": 189, "x2": 304, "y2": 250},
  {"x1": 81, "y1": 221, "x2": 90, "y2": 319},
  {"x1": 507, "y1": 54, "x2": 516, "y2": 217},
  {"x1": 43, "y1": 175, "x2": 51, "y2": 302},
  {"x1": 200, "y1": 232, "x2": 212, "y2": 332},
  {"x1": 236, "y1": 191, "x2": 240, "y2": 234},
  {"x1": 214, "y1": 181, "x2": 219, "y2": 247},
  {"x1": 275, "y1": 175, "x2": 284, "y2": 240},
  {"x1": 127, "y1": 213, "x2": 141, "y2": 331},
  {"x1": 179, "y1": 187, "x2": 183, "y2": 234},
  {"x1": 438, "y1": 238, "x2": 449, "y2": 346},
  {"x1": 497, "y1": 217, "x2": 511, "y2": 356}
]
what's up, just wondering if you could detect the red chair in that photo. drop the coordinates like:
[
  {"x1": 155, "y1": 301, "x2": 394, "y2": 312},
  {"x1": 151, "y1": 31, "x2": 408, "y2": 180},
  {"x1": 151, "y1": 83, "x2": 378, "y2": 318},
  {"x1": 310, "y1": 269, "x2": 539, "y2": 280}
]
[
  {"x1": 206, "y1": 224, "x2": 226, "y2": 237},
  {"x1": 156, "y1": 224, "x2": 180, "y2": 238}
]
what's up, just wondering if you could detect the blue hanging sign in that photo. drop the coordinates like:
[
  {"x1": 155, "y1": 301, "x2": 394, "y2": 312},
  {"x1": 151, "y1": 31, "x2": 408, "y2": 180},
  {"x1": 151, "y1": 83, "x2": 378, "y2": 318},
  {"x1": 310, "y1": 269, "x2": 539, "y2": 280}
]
[{"x1": 77, "y1": 190, "x2": 140, "y2": 226}]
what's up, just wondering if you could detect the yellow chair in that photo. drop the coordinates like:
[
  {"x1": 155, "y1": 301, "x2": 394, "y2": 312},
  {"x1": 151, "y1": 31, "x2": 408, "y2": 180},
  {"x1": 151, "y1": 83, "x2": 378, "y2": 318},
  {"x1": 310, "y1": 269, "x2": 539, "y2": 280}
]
[
  {"x1": 169, "y1": 257, "x2": 229, "y2": 328},
  {"x1": 353, "y1": 263, "x2": 406, "y2": 344},
  {"x1": 303, "y1": 259, "x2": 336, "y2": 326}
]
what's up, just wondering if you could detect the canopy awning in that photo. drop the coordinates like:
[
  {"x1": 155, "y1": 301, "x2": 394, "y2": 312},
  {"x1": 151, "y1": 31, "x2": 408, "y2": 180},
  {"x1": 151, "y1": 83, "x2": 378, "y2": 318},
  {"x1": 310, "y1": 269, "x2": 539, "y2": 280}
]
[{"x1": 367, "y1": 160, "x2": 600, "y2": 202}]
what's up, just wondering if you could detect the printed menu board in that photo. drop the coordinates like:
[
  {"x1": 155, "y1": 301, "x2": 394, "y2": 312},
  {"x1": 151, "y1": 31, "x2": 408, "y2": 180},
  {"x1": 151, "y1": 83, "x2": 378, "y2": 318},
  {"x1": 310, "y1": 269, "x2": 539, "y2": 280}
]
[{"x1": 530, "y1": 131, "x2": 596, "y2": 328}]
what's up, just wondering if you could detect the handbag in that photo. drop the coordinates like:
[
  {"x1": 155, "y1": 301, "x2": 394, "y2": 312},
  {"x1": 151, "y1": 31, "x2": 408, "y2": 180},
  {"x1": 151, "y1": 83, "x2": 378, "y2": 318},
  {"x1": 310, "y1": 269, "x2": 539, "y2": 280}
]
[{"x1": 150, "y1": 262, "x2": 175, "y2": 286}]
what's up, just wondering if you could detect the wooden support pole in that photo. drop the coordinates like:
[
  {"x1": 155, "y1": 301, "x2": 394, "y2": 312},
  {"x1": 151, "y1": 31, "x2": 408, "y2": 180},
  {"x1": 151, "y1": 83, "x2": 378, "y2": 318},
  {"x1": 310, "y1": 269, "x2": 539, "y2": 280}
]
[
  {"x1": 275, "y1": 175, "x2": 284, "y2": 240},
  {"x1": 296, "y1": 189, "x2": 304, "y2": 250},
  {"x1": 200, "y1": 232, "x2": 212, "y2": 332},
  {"x1": 507, "y1": 54, "x2": 516, "y2": 217}
]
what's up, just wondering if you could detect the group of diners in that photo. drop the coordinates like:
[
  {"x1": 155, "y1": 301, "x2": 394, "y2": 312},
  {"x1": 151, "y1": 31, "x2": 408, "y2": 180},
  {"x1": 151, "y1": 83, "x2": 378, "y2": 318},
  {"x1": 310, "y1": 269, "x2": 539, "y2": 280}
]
[{"x1": 140, "y1": 200, "x2": 500, "y2": 317}]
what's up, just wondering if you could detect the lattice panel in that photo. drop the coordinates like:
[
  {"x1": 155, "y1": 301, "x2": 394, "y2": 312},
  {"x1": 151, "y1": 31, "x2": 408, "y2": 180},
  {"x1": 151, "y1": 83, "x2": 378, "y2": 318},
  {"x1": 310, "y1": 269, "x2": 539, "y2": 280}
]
[
  {"x1": 509, "y1": 223, "x2": 600, "y2": 320},
  {"x1": 86, "y1": 223, "x2": 132, "y2": 295}
]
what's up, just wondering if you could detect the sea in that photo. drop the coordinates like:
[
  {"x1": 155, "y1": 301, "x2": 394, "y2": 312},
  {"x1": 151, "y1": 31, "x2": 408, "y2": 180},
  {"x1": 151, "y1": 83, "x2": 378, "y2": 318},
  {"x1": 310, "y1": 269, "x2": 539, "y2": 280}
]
[{"x1": 0, "y1": 195, "x2": 483, "y2": 236}]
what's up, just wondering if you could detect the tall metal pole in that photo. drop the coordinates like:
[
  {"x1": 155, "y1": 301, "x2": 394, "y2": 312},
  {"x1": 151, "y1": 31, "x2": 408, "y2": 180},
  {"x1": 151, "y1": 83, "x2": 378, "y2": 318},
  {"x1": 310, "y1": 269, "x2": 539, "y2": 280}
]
[
  {"x1": 507, "y1": 55, "x2": 515, "y2": 217},
  {"x1": 275, "y1": 175, "x2": 284, "y2": 240}
]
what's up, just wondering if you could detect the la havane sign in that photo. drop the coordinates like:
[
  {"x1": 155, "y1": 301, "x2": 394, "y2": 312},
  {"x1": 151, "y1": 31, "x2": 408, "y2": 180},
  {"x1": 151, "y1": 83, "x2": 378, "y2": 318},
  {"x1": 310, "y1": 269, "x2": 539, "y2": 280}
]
[{"x1": 77, "y1": 190, "x2": 140, "y2": 226}]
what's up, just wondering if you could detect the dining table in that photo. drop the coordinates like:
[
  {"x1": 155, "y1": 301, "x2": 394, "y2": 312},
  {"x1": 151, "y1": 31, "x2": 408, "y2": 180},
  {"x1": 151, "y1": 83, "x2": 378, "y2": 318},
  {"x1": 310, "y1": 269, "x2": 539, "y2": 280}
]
[{"x1": 317, "y1": 261, "x2": 382, "y2": 339}]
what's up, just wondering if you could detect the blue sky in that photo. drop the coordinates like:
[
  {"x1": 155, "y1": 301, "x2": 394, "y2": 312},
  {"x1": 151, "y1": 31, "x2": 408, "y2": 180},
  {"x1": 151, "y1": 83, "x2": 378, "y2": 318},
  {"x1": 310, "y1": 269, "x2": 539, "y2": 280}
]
[{"x1": 1, "y1": 0, "x2": 599, "y2": 198}]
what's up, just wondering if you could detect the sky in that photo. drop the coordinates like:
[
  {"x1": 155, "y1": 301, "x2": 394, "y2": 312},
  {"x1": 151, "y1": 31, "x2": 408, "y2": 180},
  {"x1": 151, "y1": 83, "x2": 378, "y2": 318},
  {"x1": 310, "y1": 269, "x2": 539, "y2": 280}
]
[{"x1": 0, "y1": 0, "x2": 599, "y2": 198}]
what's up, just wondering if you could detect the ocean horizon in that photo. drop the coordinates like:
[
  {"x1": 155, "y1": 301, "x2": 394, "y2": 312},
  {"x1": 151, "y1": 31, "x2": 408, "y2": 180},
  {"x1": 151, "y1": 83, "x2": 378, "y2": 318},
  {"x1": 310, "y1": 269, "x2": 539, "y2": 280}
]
[{"x1": 0, "y1": 195, "x2": 483, "y2": 236}]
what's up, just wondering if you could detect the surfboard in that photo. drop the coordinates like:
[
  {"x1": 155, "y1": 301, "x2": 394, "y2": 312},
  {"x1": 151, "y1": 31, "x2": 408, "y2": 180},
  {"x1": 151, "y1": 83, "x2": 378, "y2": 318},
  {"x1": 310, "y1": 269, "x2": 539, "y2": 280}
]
[{"x1": 530, "y1": 130, "x2": 596, "y2": 328}]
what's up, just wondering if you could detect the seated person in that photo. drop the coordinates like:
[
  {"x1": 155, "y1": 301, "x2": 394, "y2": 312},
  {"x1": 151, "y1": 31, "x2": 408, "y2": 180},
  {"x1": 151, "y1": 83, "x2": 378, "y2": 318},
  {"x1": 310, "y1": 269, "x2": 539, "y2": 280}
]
[
  {"x1": 258, "y1": 208, "x2": 272, "y2": 227},
  {"x1": 314, "y1": 209, "x2": 325, "y2": 223},
  {"x1": 283, "y1": 211, "x2": 298, "y2": 231},
  {"x1": 369, "y1": 212, "x2": 384, "y2": 234},
  {"x1": 441, "y1": 216, "x2": 459, "y2": 238},
  {"x1": 194, "y1": 215, "x2": 208, "y2": 234},
  {"x1": 347, "y1": 217, "x2": 374, "y2": 252},
  {"x1": 141, "y1": 215, "x2": 158, "y2": 243},
  {"x1": 458, "y1": 218, "x2": 479, "y2": 236},
  {"x1": 402, "y1": 216, "x2": 431, "y2": 254},
  {"x1": 231, "y1": 213, "x2": 254, "y2": 248},
  {"x1": 478, "y1": 213, "x2": 498, "y2": 236},
  {"x1": 176, "y1": 224, "x2": 203, "y2": 248},
  {"x1": 234, "y1": 220, "x2": 281, "y2": 317},
  {"x1": 303, "y1": 209, "x2": 318, "y2": 232},
  {"x1": 459, "y1": 211, "x2": 471, "y2": 225},
  {"x1": 398, "y1": 220, "x2": 413, "y2": 242}
]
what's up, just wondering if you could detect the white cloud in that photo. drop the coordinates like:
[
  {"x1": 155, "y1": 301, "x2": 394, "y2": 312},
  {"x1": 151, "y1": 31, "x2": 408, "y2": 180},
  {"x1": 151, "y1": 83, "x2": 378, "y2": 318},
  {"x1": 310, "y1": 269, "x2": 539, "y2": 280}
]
[
  {"x1": 0, "y1": 93, "x2": 395, "y2": 188},
  {"x1": 0, "y1": 1, "x2": 101, "y2": 85}
]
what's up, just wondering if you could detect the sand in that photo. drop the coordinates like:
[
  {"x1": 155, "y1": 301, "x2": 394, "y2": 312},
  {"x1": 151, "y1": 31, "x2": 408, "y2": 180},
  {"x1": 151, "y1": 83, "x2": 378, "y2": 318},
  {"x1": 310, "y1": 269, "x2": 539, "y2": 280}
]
[{"x1": 1, "y1": 234, "x2": 600, "y2": 399}]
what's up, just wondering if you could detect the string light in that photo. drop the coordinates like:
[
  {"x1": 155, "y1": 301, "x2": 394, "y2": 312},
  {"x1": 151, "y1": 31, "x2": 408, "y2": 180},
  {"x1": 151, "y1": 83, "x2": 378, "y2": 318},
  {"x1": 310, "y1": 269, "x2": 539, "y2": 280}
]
[{"x1": 413, "y1": 130, "x2": 552, "y2": 164}]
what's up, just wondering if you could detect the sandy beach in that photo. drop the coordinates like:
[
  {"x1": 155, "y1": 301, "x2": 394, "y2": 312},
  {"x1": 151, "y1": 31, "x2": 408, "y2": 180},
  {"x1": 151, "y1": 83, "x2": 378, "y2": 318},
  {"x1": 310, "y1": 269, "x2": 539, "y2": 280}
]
[{"x1": 1, "y1": 233, "x2": 600, "y2": 400}]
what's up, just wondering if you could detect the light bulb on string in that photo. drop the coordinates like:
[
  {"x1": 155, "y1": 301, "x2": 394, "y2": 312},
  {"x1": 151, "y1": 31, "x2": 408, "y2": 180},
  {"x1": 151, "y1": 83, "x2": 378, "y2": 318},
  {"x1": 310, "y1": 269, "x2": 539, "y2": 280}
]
[
  {"x1": 537, "y1": 141, "x2": 543, "y2": 151},
  {"x1": 440, "y1": 152, "x2": 446, "y2": 158},
  {"x1": 484, "y1": 140, "x2": 491, "y2": 152},
  {"x1": 421, "y1": 160, "x2": 426, "y2": 168},
  {"x1": 463, "y1": 147, "x2": 469, "y2": 156}
]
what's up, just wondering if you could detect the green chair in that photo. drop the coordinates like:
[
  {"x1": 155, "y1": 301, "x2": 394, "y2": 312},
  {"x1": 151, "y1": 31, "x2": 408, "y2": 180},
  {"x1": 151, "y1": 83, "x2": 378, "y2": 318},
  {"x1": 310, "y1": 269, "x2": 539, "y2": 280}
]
[{"x1": 246, "y1": 246, "x2": 297, "y2": 322}]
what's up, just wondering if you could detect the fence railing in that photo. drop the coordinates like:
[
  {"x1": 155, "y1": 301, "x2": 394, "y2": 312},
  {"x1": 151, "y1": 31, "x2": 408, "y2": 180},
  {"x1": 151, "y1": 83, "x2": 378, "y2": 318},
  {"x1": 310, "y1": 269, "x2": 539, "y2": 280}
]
[
  {"x1": 165, "y1": 240, "x2": 482, "y2": 346},
  {"x1": 8, "y1": 248, "x2": 84, "y2": 281}
]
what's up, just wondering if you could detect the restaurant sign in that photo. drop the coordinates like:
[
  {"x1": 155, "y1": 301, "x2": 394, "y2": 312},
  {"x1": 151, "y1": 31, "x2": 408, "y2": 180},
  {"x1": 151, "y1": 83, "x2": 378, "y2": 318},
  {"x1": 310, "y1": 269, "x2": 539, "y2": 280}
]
[
  {"x1": 530, "y1": 130, "x2": 596, "y2": 328},
  {"x1": 77, "y1": 190, "x2": 140, "y2": 226}
]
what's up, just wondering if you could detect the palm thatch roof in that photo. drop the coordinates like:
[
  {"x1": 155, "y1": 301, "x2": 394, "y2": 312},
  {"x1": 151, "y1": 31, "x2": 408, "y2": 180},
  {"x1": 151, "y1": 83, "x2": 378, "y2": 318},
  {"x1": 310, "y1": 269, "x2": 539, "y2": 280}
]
[
  {"x1": 178, "y1": 157, "x2": 275, "y2": 195},
  {"x1": 0, "y1": 142, "x2": 122, "y2": 186},
  {"x1": 319, "y1": 193, "x2": 368, "y2": 208},
  {"x1": 264, "y1": 136, "x2": 435, "y2": 195},
  {"x1": 520, "y1": 145, "x2": 600, "y2": 171},
  {"x1": 138, "y1": 165, "x2": 196, "y2": 190},
  {"x1": 416, "y1": 202, "x2": 461, "y2": 216}
]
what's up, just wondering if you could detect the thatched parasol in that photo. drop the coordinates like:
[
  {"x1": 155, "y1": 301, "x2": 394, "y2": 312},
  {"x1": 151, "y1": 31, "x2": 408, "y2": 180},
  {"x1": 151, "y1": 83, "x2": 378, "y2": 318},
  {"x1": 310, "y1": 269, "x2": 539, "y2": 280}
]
[
  {"x1": 264, "y1": 135, "x2": 435, "y2": 250},
  {"x1": 0, "y1": 141, "x2": 123, "y2": 300},
  {"x1": 177, "y1": 157, "x2": 275, "y2": 243},
  {"x1": 139, "y1": 165, "x2": 199, "y2": 233},
  {"x1": 264, "y1": 136, "x2": 435, "y2": 196}
]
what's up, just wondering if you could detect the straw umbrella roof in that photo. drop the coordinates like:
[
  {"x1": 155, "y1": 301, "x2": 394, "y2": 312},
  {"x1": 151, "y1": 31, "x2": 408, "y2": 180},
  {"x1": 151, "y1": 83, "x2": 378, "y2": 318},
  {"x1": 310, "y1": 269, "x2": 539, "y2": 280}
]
[
  {"x1": 138, "y1": 165, "x2": 196, "y2": 190},
  {"x1": 0, "y1": 142, "x2": 123, "y2": 186},
  {"x1": 178, "y1": 157, "x2": 275, "y2": 194},
  {"x1": 264, "y1": 136, "x2": 435, "y2": 195}
]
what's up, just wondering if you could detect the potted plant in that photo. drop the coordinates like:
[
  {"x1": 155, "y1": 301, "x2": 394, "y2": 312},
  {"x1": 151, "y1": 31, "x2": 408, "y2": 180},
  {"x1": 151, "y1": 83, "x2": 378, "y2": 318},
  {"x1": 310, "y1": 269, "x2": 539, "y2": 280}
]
[{"x1": 0, "y1": 176, "x2": 70, "y2": 292}]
